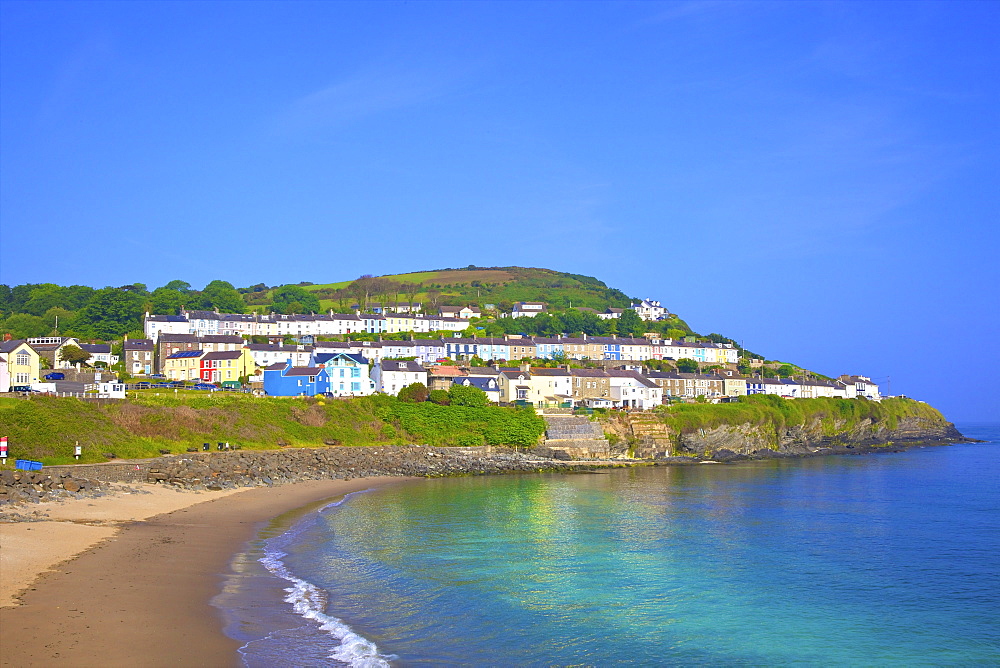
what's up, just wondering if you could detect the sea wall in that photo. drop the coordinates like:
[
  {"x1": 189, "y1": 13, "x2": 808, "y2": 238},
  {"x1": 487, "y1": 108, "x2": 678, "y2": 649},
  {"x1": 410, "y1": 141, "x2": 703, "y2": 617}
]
[
  {"x1": 0, "y1": 468, "x2": 107, "y2": 504},
  {"x1": 0, "y1": 446, "x2": 622, "y2": 503}
]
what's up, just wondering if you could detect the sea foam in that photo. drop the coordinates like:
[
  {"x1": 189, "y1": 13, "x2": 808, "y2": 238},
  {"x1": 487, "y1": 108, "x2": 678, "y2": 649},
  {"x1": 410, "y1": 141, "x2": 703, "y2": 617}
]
[{"x1": 256, "y1": 491, "x2": 394, "y2": 668}]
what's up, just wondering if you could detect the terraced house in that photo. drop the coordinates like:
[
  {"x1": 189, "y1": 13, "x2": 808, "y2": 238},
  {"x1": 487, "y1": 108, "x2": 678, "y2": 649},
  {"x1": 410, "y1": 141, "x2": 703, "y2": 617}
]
[
  {"x1": 163, "y1": 350, "x2": 205, "y2": 381},
  {"x1": 199, "y1": 349, "x2": 256, "y2": 384}
]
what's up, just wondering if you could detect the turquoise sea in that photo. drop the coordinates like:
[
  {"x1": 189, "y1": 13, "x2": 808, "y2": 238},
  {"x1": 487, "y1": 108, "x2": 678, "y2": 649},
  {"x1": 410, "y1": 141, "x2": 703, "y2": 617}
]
[{"x1": 216, "y1": 424, "x2": 1000, "y2": 666}]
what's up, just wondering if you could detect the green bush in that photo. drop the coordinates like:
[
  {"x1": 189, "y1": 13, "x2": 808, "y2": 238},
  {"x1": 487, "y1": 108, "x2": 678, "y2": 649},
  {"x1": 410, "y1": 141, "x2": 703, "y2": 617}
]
[
  {"x1": 398, "y1": 382, "x2": 429, "y2": 403},
  {"x1": 429, "y1": 389, "x2": 451, "y2": 405},
  {"x1": 448, "y1": 384, "x2": 488, "y2": 407}
]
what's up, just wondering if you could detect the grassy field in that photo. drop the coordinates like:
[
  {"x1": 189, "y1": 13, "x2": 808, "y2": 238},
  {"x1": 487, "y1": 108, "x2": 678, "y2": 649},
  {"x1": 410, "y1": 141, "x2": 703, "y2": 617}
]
[{"x1": 304, "y1": 268, "x2": 519, "y2": 292}]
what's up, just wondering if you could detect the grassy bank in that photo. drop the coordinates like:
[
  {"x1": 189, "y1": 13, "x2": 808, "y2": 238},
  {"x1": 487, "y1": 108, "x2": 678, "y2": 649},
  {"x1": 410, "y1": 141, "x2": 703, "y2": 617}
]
[
  {"x1": 653, "y1": 395, "x2": 949, "y2": 444},
  {"x1": 0, "y1": 394, "x2": 546, "y2": 465}
]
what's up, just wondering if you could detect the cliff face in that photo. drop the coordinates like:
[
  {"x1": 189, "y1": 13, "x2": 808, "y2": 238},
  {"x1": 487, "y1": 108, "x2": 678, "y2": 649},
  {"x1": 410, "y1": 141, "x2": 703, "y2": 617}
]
[
  {"x1": 609, "y1": 399, "x2": 966, "y2": 460},
  {"x1": 663, "y1": 416, "x2": 963, "y2": 459}
]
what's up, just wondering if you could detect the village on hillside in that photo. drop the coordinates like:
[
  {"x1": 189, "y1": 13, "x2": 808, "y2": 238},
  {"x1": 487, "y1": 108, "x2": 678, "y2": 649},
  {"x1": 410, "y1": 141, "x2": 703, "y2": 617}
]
[{"x1": 1, "y1": 298, "x2": 882, "y2": 406}]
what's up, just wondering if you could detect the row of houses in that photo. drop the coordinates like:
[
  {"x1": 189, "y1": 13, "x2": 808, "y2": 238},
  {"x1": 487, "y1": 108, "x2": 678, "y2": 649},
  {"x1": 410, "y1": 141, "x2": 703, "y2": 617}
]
[
  {"x1": 1, "y1": 333, "x2": 880, "y2": 405},
  {"x1": 264, "y1": 355, "x2": 881, "y2": 407},
  {"x1": 137, "y1": 330, "x2": 740, "y2": 377},
  {"x1": 144, "y1": 309, "x2": 474, "y2": 342},
  {"x1": 142, "y1": 295, "x2": 676, "y2": 343}
]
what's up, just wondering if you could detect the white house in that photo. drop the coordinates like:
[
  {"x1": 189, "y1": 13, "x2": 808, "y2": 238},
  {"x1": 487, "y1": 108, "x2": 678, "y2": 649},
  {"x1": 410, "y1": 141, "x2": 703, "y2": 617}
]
[
  {"x1": 630, "y1": 299, "x2": 668, "y2": 321},
  {"x1": 837, "y1": 375, "x2": 881, "y2": 400},
  {"x1": 510, "y1": 302, "x2": 546, "y2": 318},
  {"x1": 606, "y1": 370, "x2": 663, "y2": 409},
  {"x1": 372, "y1": 360, "x2": 427, "y2": 396}
]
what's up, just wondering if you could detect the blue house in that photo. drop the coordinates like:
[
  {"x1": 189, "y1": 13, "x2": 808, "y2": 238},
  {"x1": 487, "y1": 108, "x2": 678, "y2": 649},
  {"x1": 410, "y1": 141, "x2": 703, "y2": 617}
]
[
  {"x1": 532, "y1": 337, "x2": 565, "y2": 360},
  {"x1": 263, "y1": 360, "x2": 330, "y2": 396},
  {"x1": 475, "y1": 337, "x2": 512, "y2": 362},
  {"x1": 444, "y1": 337, "x2": 478, "y2": 360},
  {"x1": 313, "y1": 352, "x2": 376, "y2": 396}
]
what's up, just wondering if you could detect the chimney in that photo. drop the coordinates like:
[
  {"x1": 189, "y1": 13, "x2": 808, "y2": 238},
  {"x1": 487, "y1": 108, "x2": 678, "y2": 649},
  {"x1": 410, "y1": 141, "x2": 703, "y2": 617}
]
[{"x1": 520, "y1": 362, "x2": 531, "y2": 373}]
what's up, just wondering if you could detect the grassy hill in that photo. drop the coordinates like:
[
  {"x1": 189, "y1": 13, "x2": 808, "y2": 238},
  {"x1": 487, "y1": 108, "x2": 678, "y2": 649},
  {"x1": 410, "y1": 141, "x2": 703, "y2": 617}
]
[{"x1": 252, "y1": 266, "x2": 636, "y2": 313}]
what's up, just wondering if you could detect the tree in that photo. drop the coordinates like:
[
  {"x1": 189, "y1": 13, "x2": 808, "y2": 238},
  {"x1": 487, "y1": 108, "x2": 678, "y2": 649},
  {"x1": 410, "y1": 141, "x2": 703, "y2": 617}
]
[
  {"x1": 23, "y1": 284, "x2": 71, "y2": 316},
  {"x1": 162, "y1": 280, "x2": 192, "y2": 293},
  {"x1": 334, "y1": 288, "x2": 353, "y2": 313},
  {"x1": 676, "y1": 358, "x2": 699, "y2": 373},
  {"x1": 666, "y1": 328, "x2": 687, "y2": 340},
  {"x1": 348, "y1": 275, "x2": 381, "y2": 312},
  {"x1": 150, "y1": 287, "x2": 186, "y2": 314},
  {"x1": 777, "y1": 364, "x2": 796, "y2": 378},
  {"x1": 618, "y1": 309, "x2": 644, "y2": 337},
  {"x1": 59, "y1": 345, "x2": 92, "y2": 366},
  {"x1": 2, "y1": 313, "x2": 48, "y2": 338},
  {"x1": 448, "y1": 384, "x2": 488, "y2": 407},
  {"x1": 403, "y1": 282, "x2": 422, "y2": 311},
  {"x1": 198, "y1": 280, "x2": 245, "y2": 313},
  {"x1": 43, "y1": 307, "x2": 75, "y2": 334},
  {"x1": 73, "y1": 287, "x2": 145, "y2": 340},
  {"x1": 398, "y1": 382, "x2": 429, "y2": 403},
  {"x1": 271, "y1": 285, "x2": 320, "y2": 314}
]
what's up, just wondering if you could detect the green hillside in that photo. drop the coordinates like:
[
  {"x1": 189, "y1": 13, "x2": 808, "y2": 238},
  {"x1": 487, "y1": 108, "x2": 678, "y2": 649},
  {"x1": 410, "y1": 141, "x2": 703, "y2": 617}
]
[{"x1": 246, "y1": 266, "x2": 636, "y2": 313}]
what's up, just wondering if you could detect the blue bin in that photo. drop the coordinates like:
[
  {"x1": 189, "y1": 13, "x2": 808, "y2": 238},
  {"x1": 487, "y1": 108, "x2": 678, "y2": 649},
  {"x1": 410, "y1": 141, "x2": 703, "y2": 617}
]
[{"x1": 15, "y1": 459, "x2": 43, "y2": 471}]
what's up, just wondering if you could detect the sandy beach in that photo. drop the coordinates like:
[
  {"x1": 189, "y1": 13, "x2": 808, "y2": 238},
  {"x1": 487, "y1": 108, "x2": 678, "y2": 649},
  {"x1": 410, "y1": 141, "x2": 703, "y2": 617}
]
[{"x1": 0, "y1": 477, "x2": 415, "y2": 667}]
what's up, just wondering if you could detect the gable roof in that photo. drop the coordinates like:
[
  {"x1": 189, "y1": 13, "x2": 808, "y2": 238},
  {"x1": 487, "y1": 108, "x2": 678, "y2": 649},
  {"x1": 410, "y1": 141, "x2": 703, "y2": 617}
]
[
  {"x1": 0, "y1": 340, "x2": 30, "y2": 354},
  {"x1": 428, "y1": 365, "x2": 466, "y2": 377},
  {"x1": 284, "y1": 366, "x2": 324, "y2": 377},
  {"x1": 166, "y1": 350, "x2": 204, "y2": 359},
  {"x1": 158, "y1": 333, "x2": 199, "y2": 343},
  {"x1": 202, "y1": 351, "x2": 243, "y2": 361},
  {"x1": 380, "y1": 360, "x2": 425, "y2": 373},
  {"x1": 455, "y1": 377, "x2": 500, "y2": 392},
  {"x1": 199, "y1": 335, "x2": 245, "y2": 343},
  {"x1": 146, "y1": 315, "x2": 188, "y2": 323}
]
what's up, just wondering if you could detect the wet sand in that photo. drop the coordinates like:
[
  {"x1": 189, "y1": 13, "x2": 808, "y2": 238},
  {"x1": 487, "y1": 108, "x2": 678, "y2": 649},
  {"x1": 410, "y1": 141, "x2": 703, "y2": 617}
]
[{"x1": 0, "y1": 478, "x2": 415, "y2": 667}]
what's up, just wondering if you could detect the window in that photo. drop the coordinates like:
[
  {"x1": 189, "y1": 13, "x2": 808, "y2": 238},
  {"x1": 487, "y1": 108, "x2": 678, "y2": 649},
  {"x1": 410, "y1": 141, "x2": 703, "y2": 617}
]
[
  {"x1": 16, "y1": 373, "x2": 29, "y2": 383},
  {"x1": 15, "y1": 353, "x2": 30, "y2": 366},
  {"x1": 352, "y1": 382, "x2": 361, "y2": 391}
]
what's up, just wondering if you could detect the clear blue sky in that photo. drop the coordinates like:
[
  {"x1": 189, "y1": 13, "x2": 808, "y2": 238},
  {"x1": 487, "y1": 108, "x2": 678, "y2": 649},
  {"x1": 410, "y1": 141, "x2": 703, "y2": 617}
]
[{"x1": 2, "y1": 1, "x2": 997, "y2": 422}]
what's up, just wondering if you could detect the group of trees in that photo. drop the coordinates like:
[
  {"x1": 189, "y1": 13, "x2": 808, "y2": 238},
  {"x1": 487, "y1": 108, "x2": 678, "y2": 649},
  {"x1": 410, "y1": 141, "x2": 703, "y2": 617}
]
[{"x1": 0, "y1": 280, "x2": 247, "y2": 341}]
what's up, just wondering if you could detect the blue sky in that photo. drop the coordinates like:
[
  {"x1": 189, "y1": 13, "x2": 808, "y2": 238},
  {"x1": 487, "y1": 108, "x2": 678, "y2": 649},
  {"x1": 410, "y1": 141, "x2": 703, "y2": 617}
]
[{"x1": 2, "y1": 1, "x2": 997, "y2": 422}]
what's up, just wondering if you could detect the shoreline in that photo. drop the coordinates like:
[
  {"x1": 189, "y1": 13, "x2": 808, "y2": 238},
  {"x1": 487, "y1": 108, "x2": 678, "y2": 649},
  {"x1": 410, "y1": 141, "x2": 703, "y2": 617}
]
[
  {"x1": 0, "y1": 436, "x2": 983, "y2": 666},
  {"x1": 0, "y1": 477, "x2": 416, "y2": 668}
]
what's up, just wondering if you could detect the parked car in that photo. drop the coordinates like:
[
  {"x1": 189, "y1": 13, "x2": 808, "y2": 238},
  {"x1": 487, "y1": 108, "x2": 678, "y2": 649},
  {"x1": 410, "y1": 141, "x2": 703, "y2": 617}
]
[
  {"x1": 10, "y1": 385, "x2": 37, "y2": 393},
  {"x1": 192, "y1": 383, "x2": 218, "y2": 391},
  {"x1": 150, "y1": 374, "x2": 166, "y2": 379},
  {"x1": 44, "y1": 372, "x2": 65, "y2": 380}
]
